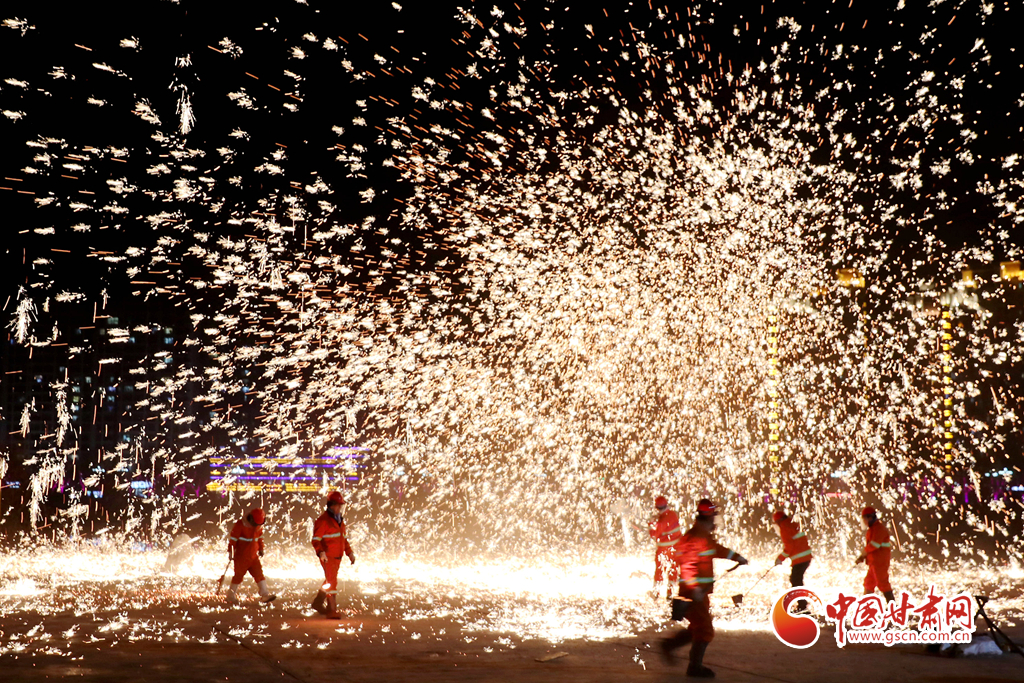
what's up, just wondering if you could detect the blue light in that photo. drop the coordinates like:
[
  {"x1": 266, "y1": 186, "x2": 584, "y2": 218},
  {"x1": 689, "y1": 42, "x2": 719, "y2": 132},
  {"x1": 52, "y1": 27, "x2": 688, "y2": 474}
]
[{"x1": 985, "y1": 468, "x2": 1014, "y2": 477}]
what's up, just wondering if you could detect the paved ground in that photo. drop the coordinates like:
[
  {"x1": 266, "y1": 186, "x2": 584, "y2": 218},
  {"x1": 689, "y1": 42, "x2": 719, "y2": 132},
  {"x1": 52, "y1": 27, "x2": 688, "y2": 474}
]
[
  {"x1": 2, "y1": 609, "x2": 1022, "y2": 683},
  {"x1": 1, "y1": 550, "x2": 1022, "y2": 682},
  {"x1": 1, "y1": 582, "x2": 1022, "y2": 682}
]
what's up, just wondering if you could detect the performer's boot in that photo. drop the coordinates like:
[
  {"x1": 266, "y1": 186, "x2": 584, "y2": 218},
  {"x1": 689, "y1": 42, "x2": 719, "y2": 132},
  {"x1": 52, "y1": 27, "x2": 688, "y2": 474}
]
[
  {"x1": 311, "y1": 590, "x2": 328, "y2": 615},
  {"x1": 659, "y1": 629, "x2": 692, "y2": 665},
  {"x1": 257, "y1": 580, "x2": 276, "y2": 604},
  {"x1": 226, "y1": 583, "x2": 242, "y2": 605},
  {"x1": 325, "y1": 594, "x2": 342, "y2": 619},
  {"x1": 686, "y1": 641, "x2": 715, "y2": 678},
  {"x1": 883, "y1": 590, "x2": 895, "y2": 603}
]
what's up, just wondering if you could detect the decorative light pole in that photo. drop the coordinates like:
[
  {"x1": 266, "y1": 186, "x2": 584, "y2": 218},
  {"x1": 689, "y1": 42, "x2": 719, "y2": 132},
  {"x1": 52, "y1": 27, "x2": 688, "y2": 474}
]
[
  {"x1": 940, "y1": 306, "x2": 954, "y2": 472},
  {"x1": 766, "y1": 310, "x2": 780, "y2": 500}
]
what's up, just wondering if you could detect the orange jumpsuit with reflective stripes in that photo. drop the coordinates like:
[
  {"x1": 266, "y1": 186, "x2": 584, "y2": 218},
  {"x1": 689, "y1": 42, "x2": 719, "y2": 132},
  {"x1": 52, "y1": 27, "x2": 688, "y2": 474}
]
[
  {"x1": 312, "y1": 511, "x2": 353, "y2": 596},
  {"x1": 648, "y1": 509, "x2": 683, "y2": 582},
  {"x1": 229, "y1": 520, "x2": 265, "y2": 584},
  {"x1": 862, "y1": 520, "x2": 892, "y2": 594},
  {"x1": 671, "y1": 524, "x2": 738, "y2": 643},
  {"x1": 775, "y1": 518, "x2": 812, "y2": 566}
]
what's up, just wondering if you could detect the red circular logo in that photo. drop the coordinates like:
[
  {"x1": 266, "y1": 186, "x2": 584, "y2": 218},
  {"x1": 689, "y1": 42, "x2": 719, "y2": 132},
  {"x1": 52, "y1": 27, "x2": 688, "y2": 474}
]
[{"x1": 771, "y1": 588, "x2": 821, "y2": 649}]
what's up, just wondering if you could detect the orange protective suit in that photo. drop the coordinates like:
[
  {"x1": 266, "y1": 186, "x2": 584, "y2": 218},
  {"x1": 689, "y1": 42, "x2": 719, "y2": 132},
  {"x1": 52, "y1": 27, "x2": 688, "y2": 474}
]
[
  {"x1": 649, "y1": 508, "x2": 683, "y2": 582},
  {"x1": 229, "y1": 520, "x2": 265, "y2": 584},
  {"x1": 775, "y1": 518, "x2": 813, "y2": 566},
  {"x1": 312, "y1": 511, "x2": 354, "y2": 596},
  {"x1": 862, "y1": 520, "x2": 892, "y2": 594},
  {"x1": 671, "y1": 523, "x2": 739, "y2": 643}
]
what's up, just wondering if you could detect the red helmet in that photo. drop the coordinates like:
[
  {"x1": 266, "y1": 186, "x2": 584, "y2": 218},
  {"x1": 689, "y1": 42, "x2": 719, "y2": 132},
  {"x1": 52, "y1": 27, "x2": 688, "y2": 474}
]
[
  {"x1": 327, "y1": 490, "x2": 345, "y2": 506},
  {"x1": 861, "y1": 506, "x2": 876, "y2": 517},
  {"x1": 696, "y1": 499, "x2": 717, "y2": 516},
  {"x1": 772, "y1": 510, "x2": 787, "y2": 523},
  {"x1": 654, "y1": 496, "x2": 668, "y2": 509},
  {"x1": 249, "y1": 508, "x2": 265, "y2": 526}
]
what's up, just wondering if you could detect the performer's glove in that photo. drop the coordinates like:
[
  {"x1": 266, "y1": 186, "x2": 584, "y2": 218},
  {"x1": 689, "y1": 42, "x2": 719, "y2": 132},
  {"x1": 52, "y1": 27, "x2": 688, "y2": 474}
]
[
  {"x1": 319, "y1": 551, "x2": 328, "y2": 564},
  {"x1": 348, "y1": 553, "x2": 356, "y2": 565}
]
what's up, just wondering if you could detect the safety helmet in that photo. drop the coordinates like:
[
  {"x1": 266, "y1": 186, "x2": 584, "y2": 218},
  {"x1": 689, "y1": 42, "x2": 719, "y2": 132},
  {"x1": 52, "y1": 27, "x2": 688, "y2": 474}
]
[
  {"x1": 772, "y1": 510, "x2": 787, "y2": 523},
  {"x1": 327, "y1": 490, "x2": 346, "y2": 506},
  {"x1": 249, "y1": 508, "x2": 265, "y2": 526},
  {"x1": 861, "y1": 506, "x2": 877, "y2": 517},
  {"x1": 654, "y1": 496, "x2": 668, "y2": 510},
  {"x1": 696, "y1": 499, "x2": 717, "y2": 516}
]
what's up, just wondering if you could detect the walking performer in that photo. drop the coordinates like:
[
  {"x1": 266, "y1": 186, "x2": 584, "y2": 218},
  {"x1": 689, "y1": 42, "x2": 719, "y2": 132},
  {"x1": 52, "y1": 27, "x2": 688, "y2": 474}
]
[
  {"x1": 661, "y1": 498, "x2": 748, "y2": 678},
  {"x1": 648, "y1": 495, "x2": 683, "y2": 597},
  {"x1": 311, "y1": 490, "x2": 356, "y2": 619},
  {"x1": 772, "y1": 510, "x2": 812, "y2": 612},
  {"x1": 226, "y1": 508, "x2": 276, "y2": 605},
  {"x1": 855, "y1": 506, "x2": 894, "y2": 602}
]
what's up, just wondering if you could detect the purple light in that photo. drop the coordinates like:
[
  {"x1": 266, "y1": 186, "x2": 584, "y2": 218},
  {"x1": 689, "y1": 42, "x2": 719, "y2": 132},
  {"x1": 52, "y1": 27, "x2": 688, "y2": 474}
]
[{"x1": 209, "y1": 475, "x2": 361, "y2": 481}]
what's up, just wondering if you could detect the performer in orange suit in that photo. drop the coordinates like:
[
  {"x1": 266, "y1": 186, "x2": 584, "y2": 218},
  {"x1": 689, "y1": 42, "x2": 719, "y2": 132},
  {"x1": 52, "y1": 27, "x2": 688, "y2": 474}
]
[
  {"x1": 855, "y1": 506, "x2": 894, "y2": 602},
  {"x1": 772, "y1": 510, "x2": 813, "y2": 611},
  {"x1": 226, "y1": 508, "x2": 276, "y2": 605},
  {"x1": 311, "y1": 491, "x2": 356, "y2": 619},
  {"x1": 648, "y1": 495, "x2": 683, "y2": 593},
  {"x1": 660, "y1": 499, "x2": 748, "y2": 678}
]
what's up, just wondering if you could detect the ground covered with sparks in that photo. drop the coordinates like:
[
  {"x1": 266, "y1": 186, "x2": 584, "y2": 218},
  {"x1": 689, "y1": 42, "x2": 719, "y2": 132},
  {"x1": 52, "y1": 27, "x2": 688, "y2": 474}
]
[{"x1": 1, "y1": 546, "x2": 1023, "y2": 682}]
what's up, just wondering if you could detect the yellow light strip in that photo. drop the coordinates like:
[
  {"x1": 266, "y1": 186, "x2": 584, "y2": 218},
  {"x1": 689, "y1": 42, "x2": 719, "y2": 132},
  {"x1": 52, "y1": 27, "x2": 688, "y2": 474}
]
[
  {"x1": 767, "y1": 312, "x2": 780, "y2": 498},
  {"x1": 941, "y1": 309, "x2": 953, "y2": 469},
  {"x1": 206, "y1": 482, "x2": 322, "y2": 493}
]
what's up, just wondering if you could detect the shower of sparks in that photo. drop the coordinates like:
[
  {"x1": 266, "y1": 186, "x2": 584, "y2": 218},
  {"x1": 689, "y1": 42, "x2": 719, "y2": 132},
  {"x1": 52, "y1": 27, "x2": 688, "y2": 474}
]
[{"x1": 0, "y1": 0, "x2": 1023, "y2": 591}]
